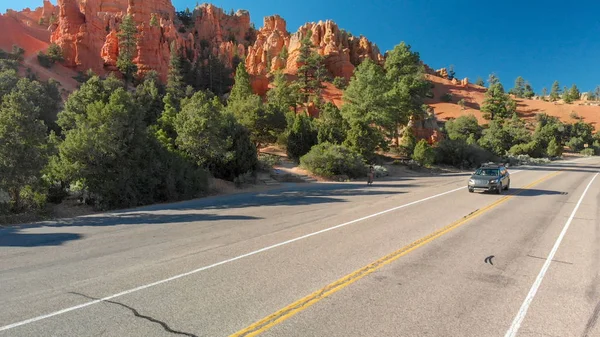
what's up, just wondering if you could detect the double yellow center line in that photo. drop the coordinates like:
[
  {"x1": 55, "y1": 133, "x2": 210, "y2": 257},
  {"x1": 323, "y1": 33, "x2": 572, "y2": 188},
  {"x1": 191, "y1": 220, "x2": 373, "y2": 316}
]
[{"x1": 230, "y1": 170, "x2": 563, "y2": 337}]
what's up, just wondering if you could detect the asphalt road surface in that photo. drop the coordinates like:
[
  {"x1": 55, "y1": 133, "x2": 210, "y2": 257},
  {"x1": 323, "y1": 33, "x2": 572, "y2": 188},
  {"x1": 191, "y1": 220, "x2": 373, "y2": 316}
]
[{"x1": 1, "y1": 157, "x2": 599, "y2": 337}]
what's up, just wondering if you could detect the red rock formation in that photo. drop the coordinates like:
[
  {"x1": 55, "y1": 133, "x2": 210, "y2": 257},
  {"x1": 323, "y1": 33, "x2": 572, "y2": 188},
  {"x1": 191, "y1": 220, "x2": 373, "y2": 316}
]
[
  {"x1": 409, "y1": 108, "x2": 442, "y2": 144},
  {"x1": 100, "y1": 30, "x2": 118, "y2": 70},
  {"x1": 436, "y1": 68, "x2": 449, "y2": 79},
  {"x1": 283, "y1": 20, "x2": 383, "y2": 80},
  {"x1": 244, "y1": 17, "x2": 384, "y2": 94},
  {"x1": 4, "y1": 0, "x2": 57, "y2": 27},
  {"x1": 195, "y1": 4, "x2": 250, "y2": 46},
  {"x1": 246, "y1": 15, "x2": 289, "y2": 76},
  {"x1": 51, "y1": 0, "x2": 86, "y2": 68},
  {"x1": 191, "y1": 3, "x2": 250, "y2": 73},
  {"x1": 49, "y1": 0, "x2": 178, "y2": 79}
]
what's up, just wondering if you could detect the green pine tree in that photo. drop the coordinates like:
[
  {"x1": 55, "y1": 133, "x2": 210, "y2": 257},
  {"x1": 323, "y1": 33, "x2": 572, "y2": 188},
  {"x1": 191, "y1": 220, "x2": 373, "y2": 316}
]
[
  {"x1": 523, "y1": 82, "x2": 535, "y2": 99},
  {"x1": 267, "y1": 70, "x2": 301, "y2": 114},
  {"x1": 569, "y1": 84, "x2": 580, "y2": 101},
  {"x1": 510, "y1": 76, "x2": 525, "y2": 98},
  {"x1": 488, "y1": 73, "x2": 499, "y2": 86},
  {"x1": 166, "y1": 41, "x2": 185, "y2": 102},
  {"x1": 117, "y1": 15, "x2": 138, "y2": 87},
  {"x1": 296, "y1": 30, "x2": 327, "y2": 109},
  {"x1": 549, "y1": 80, "x2": 560, "y2": 101},
  {"x1": 228, "y1": 61, "x2": 253, "y2": 102},
  {"x1": 384, "y1": 42, "x2": 432, "y2": 146},
  {"x1": 0, "y1": 84, "x2": 50, "y2": 212},
  {"x1": 481, "y1": 81, "x2": 517, "y2": 120}
]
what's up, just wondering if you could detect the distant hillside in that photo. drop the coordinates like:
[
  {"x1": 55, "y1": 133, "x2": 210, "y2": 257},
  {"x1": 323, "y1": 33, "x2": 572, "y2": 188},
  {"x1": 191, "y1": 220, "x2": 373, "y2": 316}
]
[{"x1": 424, "y1": 75, "x2": 600, "y2": 131}]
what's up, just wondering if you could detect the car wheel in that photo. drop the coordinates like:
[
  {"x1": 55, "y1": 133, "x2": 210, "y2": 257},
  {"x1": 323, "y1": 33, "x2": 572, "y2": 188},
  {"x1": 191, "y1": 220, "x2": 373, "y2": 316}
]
[{"x1": 468, "y1": 188, "x2": 474, "y2": 193}]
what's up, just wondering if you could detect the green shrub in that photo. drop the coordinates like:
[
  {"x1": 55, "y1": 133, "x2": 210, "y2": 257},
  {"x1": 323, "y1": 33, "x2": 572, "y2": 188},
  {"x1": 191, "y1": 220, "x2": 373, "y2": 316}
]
[
  {"x1": 258, "y1": 154, "x2": 281, "y2": 171},
  {"x1": 37, "y1": 52, "x2": 53, "y2": 68},
  {"x1": 434, "y1": 138, "x2": 498, "y2": 169},
  {"x1": 332, "y1": 76, "x2": 348, "y2": 90},
  {"x1": 505, "y1": 154, "x2": 551, "y2": 166},
  {"x1": 567, "y1": 137, "x2": 585, "y2": 152},
  {"x1": 45, "y1": 182, "x2": 69, "y2": 204},
  {"x1": 413, "y1": 139, "x2": 435, "y2": 167},
  {"x1": 399, "y1": 126, "x2": 417, "y2": 157},
  {"x1": 47, "y1": 43, "x2": 64, "y2": 63},
  {"x1": 300, "y1": 142, "x2": 368, "y2": 178},
  {"x1": 593, "y1": 140, "x2": 600, "y2": 155},
  {"x1": 547, "y1": 138, "x2": 563, "y2": 157},
  {"x1": 18, "y1": 185, "x2": 47, "y2": 212},
  {"x1": 286, "y1": 113, "x2": 318, "y2": 161},
  {"x1": 508, "y1": 140, "x2": 544, "y2": 158},
  {"x1": 441, "y1": 93, "x2": 453, "y2": 102},
  {"x1": 444, "y1": 115, "x2": 482, "y2": 141},
  {"x1": 581, "y1": 148, "x2": 595, "y2": 156}
]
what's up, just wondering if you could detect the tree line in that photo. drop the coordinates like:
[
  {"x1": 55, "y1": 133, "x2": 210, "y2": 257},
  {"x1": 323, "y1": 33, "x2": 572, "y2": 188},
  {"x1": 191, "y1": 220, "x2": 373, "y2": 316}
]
[{"x1": 475, "y1": 73, "x2": 595, "y2": 104}]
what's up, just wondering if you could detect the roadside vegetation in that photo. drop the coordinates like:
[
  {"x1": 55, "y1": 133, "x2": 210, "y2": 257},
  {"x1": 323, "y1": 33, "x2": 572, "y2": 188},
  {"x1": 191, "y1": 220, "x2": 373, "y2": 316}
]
[{"x1": 1, "y1": 22, "x2": 599, "y2": 221}]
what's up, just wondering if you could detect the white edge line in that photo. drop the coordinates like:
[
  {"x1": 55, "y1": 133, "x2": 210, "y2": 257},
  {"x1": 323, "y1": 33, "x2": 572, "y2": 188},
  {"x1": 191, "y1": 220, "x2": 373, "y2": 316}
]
[
  {"x1": 504, "y1": 172, "x2": 599, "y2": 337},
  {"x1": 0, "y1": 171, "x2": 528, "y2": 332}
]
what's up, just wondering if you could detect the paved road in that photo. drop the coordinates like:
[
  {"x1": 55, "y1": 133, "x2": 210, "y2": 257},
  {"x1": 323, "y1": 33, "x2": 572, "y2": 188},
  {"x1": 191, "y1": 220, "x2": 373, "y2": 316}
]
[{"x1": 0, "y1": 157, "x2": 599, "y2": 337}]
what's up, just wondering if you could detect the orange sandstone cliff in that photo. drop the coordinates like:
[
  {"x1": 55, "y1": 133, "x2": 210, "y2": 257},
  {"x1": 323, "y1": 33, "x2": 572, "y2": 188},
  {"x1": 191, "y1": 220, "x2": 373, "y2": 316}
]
[{"x1": 7, "y1": 0, "x2": 385, "y2": 90}]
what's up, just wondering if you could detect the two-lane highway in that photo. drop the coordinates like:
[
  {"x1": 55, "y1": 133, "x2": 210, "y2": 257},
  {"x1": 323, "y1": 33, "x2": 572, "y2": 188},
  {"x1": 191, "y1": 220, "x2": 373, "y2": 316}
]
[{"x1": 0, "y1": 157, "x2": 598, "y2": 337}]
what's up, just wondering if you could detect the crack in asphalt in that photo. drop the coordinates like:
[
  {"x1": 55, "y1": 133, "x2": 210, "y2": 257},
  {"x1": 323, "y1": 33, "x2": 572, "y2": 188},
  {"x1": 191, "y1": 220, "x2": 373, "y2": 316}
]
[{"x1": 69, "y1": 292, "x2": 197, "y2": 337}]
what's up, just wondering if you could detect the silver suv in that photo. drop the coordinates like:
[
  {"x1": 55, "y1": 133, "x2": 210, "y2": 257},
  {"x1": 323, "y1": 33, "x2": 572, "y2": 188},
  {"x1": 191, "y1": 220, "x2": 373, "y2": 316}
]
[{"x1": 468, "y1": 163, "x2": 510, "y2": 194}]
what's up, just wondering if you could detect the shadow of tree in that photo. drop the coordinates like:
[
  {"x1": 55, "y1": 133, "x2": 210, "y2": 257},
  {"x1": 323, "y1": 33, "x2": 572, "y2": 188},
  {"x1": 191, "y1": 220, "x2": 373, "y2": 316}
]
[
  {"x1": 154, "y1": 184, "x2": 410, "y2": 211},
  {"x1": 0, "y1": 213, "x2": 263, "y2": 247},
  {"x1": 0, "y1": 182, "x2": 415, "y2": 246},
  {"x1": 0, "y1": 230, "x2": 82, "y2": 247}
]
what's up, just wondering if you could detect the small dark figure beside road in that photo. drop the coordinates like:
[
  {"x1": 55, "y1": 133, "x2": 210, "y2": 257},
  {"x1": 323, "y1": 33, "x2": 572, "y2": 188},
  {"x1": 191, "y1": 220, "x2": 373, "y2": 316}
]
[{"x1": 367, "y1": 165, "x2": 374, "y2": 185}]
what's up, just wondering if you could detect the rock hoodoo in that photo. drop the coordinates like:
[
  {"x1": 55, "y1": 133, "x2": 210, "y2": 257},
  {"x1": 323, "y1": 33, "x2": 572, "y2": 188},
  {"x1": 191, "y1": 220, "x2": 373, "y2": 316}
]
[{"x1": 11, "y1": 0, "x2": 386, "y2": 89}]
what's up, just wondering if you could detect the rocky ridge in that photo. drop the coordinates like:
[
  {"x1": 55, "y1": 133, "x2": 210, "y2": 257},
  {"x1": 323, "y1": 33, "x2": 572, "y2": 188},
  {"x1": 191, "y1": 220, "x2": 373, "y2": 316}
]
[{"x1": 7, "y1": 0, "x2": 392, "y2": 88}]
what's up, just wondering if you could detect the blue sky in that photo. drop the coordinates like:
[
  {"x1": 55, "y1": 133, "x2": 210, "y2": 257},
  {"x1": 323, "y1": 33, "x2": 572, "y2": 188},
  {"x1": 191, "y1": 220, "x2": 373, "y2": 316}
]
[{"x1": 4, "y1": 0, "x2": 600, "y2": 93}]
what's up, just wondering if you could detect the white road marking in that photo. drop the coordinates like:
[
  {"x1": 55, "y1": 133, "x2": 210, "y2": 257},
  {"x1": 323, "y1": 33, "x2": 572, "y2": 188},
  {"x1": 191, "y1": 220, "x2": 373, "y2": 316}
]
[
  {"x1": 504, "y1": 172, "x2": 599, "y2": 337},
  {"x1": 0, "y1": 170, "x2": 532, "y2": 332}
]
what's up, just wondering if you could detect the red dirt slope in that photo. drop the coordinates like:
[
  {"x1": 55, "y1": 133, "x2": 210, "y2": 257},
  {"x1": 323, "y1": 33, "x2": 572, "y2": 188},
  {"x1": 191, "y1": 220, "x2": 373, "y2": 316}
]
[
  {"x1": 0, "y1": 14, "x2": 49, "y2": 57},
  {"x1": 425, "y1": 75, "x2": 600, "y2": 130},
  {"x1": 0, "y1": 13, "x2": 79, "y2": 92}
]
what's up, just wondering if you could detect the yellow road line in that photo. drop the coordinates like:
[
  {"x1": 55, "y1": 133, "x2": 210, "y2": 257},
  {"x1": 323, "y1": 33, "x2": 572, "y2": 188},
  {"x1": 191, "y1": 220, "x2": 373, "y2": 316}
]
[{"x1": 230, "y1": 170, "x2": 563, "y2": 337}]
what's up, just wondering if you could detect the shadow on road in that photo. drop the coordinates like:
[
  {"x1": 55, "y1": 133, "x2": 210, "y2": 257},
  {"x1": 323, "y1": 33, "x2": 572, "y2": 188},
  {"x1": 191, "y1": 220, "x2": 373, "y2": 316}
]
[
  {"x1": 474, "y1": 188, "x2": 567, "y2": 197},
  {"x1": 160, "y1": 184, "x2": 410, "y2": 211},
  {"x1": 0, "y1": 229, "x2": 83, "y2": 247},
  {"x1": 0, "y1": 213, "x2": 263, "y2": 247},
  {"x1": 512, "y1": 161, "x2": 599, "y2": 174},
  {"x1": 0, "y1": 183, "x2": 411, "y2": 246}
]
